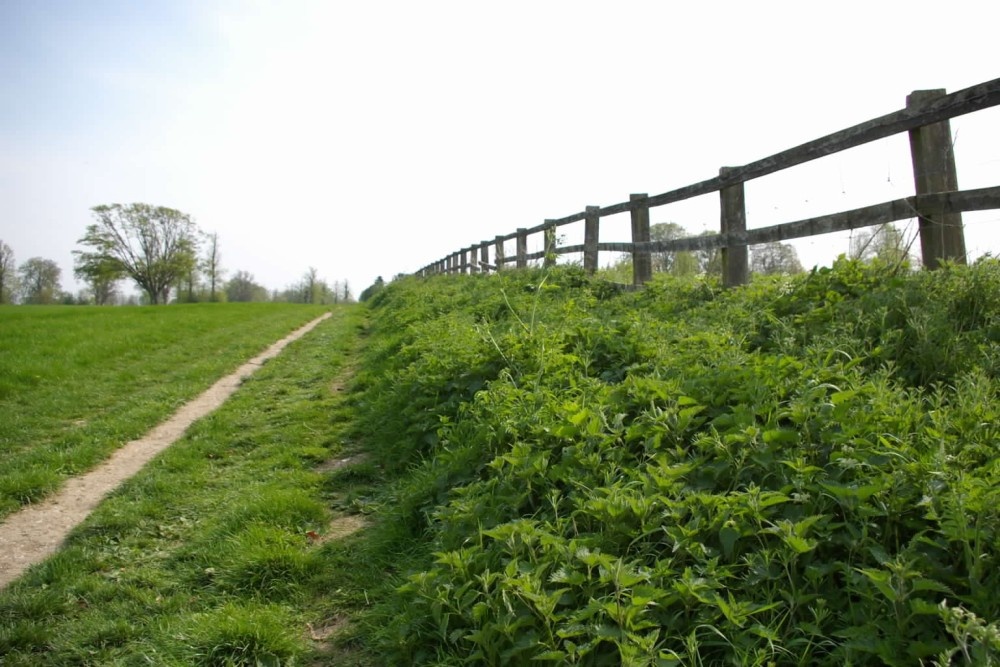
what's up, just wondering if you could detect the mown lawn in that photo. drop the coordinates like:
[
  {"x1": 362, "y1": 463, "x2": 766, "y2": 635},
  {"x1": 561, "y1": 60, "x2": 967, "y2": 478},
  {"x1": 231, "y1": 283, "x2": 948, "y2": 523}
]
[{"x1": 0, "y1": 303, "x2": 330, "y2": 518}]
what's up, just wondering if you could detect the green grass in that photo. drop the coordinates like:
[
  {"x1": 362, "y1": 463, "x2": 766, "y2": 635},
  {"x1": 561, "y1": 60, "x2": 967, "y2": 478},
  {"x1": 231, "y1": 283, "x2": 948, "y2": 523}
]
[
  {"x1": 0, "y1": 305, "x2": 372, "y2": 665},
  {"x1": 5, "y1": 262, "x2": 1000, "y2": 665},
  {"x1": 0, "y1": 303, "x2": 330, "y2": 518}
]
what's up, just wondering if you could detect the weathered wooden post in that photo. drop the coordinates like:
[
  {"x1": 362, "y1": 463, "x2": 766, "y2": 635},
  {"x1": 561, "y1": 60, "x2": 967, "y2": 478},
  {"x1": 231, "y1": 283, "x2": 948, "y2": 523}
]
[
  {"x1": 719, "y1": 167, "x2": 749, "y2": 287},
  {"x1": 480, "y1": 243, "x2": 490, "y2": 273},
  {"x1": 468, "y1": 245, "x2": 479, "y2": 273},
  {"x1": 630, "y1": 194, "x2": 652, "y2": 286},
  {"x1": 460, "y1": 248, "x2": 469, "y2": 275},
  {"x1": 494, "y1": 235, "x2": 505, "y2": 271},
  {"x1": 516, "y1": 228, "x2": 528, "y2": 268},
  {"x1": 907, "y1": 89, "x2": 967, "y2": 269},
  {"x1": 543, "y1": 220, "x2": 557, "y2": 268},
  {"x1": 584, "y1": 205, "x2": 600, "y2": 274}
]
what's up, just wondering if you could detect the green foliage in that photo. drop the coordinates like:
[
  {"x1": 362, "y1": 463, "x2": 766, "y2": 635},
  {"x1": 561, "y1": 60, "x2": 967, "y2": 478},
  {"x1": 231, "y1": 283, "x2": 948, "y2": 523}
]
[
  {"x1": 17, "y1": 256, "x2": 62, "y2": 304},
  {"x1": 79, "y1": 203, "x2": 201, "y2": 305},
  {"x1": 353, "y1": 260, "x2": 1000, "y2": 665},
  {"x1": 0, "y1": 239, "x2": 16, "y2": 304}
]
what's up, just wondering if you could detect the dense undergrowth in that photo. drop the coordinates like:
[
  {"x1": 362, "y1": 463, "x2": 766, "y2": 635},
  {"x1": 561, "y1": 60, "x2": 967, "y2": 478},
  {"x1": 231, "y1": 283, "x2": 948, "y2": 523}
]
[{"x1": 353, "y1": 258, "x2": 1000, "y2": 665}]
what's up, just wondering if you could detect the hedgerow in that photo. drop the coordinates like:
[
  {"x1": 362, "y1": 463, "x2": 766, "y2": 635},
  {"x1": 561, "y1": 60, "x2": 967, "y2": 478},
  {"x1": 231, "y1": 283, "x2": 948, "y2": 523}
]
[{"x1": 355, "y1": 259, "x2": 1000, "y2": 665}]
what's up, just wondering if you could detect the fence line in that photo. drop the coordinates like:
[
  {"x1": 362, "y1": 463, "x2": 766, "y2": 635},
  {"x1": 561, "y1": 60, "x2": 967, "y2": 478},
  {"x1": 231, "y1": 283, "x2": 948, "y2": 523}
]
[{"x1": 417, "y1": 78, "x2": 1000, "y2": 285}]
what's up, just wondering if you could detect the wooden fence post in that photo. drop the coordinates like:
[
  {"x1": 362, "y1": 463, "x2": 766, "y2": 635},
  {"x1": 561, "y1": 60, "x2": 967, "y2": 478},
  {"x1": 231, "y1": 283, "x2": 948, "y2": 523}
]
[
  {"x1": 461, "y1": 248, "x2": 469, "y2": 274},
  {"x1": 630, "y1": 194, "x2": 652, "y2": 286},
  {"x1": 584, "y1": 206, "x2": 600, "y2": 274},
  {"x1": 544, "y1": 220, "x2": 557, "y2": 268},
  {"x1": 495, "y1": 235, "x2": 505, "y2": 271},
  {"x1": 719, "y1": 167, "x2": 749, "y2": 287},
  {"x1": 480, "y1": 243, "x2": 490, "y2": 273},
  {"x1": 907, "y1": 89, "x2": 967, "y2": 269},
  {"x1": 469, "y1": 245, "x2": 479, "y2": 273},
  {"x1": 516, "y1": 228, "x2": 528, "y2": 268}
]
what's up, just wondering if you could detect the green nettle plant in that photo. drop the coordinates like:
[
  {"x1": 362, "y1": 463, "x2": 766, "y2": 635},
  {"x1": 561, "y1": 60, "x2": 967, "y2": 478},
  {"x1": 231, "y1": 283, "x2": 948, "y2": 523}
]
[{"x1": 352, "y1": 259, "x2": 1000, "y2": 665}]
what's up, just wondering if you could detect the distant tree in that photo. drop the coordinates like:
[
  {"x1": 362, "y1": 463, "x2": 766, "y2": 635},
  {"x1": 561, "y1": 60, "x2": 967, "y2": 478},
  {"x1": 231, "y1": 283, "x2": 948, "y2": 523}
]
[
  {"x1": 73, "y1": 251, "x2": 125, "y2": 306},
  {"x1": 359, "y1": 276, "x2": 385, "y2": 302},
  {"x1": 226, "y1": 270, "x2": 268, "y2": 302},
  {"x1": 695, "y1": 231, "x2": 723, "y2": 275},
  {"x1": 77, "y1": 203, "x2": 201, "y2": 305},
  {"x1": 671, "y1": 251, "x2": 700, "y2": 277},
  {"x1": 303, "y1": 267, "x2": 320, "y2": 304},
  {"x1": 202, "y1": 232, "x2": 224, "y2": 302},
  {"x1": 850, "y1": 224, "x2": 916, "y2": 267},
  {"x1": 750, "y1": 242, "x2": 804, "y2": 275},
  {"x1": 18, "y1": 257, "x2": 62, "y2": 304},
  {"x1": 176, "y1": 264, "x2": 200, "y2": 303},
  {"x1": 0, "y1": 240, "x2": 17, "y2": 304},
  {"x1": 650, "y1": 222, "x2": 687, "y2": 273}
]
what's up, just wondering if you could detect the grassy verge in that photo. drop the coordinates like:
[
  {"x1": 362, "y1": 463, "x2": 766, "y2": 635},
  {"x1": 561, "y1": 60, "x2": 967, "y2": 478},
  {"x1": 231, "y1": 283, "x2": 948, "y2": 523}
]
[
  {"x1": 0, "y1": 304, "x2": 377, "y2": 665},
  {"x1": 344, "y1": 260, "x2": 1000, "y2": 665},
  {"x1": 0, "y1": 303, "x2": 329, "y2": 518}
]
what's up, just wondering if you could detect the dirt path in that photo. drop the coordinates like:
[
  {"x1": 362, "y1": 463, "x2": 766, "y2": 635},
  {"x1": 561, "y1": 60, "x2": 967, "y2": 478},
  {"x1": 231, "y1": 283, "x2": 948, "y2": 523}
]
[{"x1": 0, "y1": 313, "x2": 333, "y2": 590}]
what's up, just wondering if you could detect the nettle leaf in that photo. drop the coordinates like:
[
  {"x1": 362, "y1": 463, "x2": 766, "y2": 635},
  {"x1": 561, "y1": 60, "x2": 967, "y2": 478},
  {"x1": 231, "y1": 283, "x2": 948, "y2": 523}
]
[
  {"x1": 783, "y1": 534, "x2": 817, "y2": 555},
  {"x1": 762, "y1": 428, "x2": 799, "y2": 445},
  {"x1": 858, "y1": 567, "x2": 897, "y2": 603},
  {"x1": 533, "y1": 649, "x2": 567, "y2": 661},
  {"x1": 719, "y1": 526, "x2": 740, "y2": 560}
]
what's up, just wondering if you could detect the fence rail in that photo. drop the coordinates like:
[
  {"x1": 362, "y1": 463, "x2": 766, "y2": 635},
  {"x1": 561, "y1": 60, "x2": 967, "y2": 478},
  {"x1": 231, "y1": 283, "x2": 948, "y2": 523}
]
[{"x1": 417, "y1": 78, "x2": 1000, "y2": 285}]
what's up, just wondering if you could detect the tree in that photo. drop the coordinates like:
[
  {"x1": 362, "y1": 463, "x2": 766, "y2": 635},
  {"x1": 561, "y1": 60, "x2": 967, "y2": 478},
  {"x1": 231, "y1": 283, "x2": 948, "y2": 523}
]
[
  {"x1": 850, "y1": 224, "x2": 916, "y2": 267},
  {"x1": 695, "y1": 231, "x2": 723, "y2": 275},
  {"x1": 671, "y1": 251, "x2": 700, "y2": 277},
  {"x1": 77, "y1": 204, "x2": 201, "y2": 305},
  {"x1": 226, "y1": 270, "x2": 268, "y2": 302},
  {"x1": 0, "y1": 240, "x2": 17, "y2": 304},
  {"x1": 303, "y1": 267, "x2": 320, "y2": 304},
  {"x1": 202, "y1": 232, "x2": 224, "y2": 302},
  {"x1": 18, "y1": 257, "x2": 62, "y2": 304},
  {"x1": 750, "y1": 242, "x2": 804, "y2": 275},
  {"x1": 650, "y1": 222, "x2": 687, "y2": 273},
  {"x1": 176, "y1": 264, "x2": 200, "y2": 303},
  {"x1": 360, "y1": 276, "x2": 385, "y2": 302},
  {"x1": 73, "y1": 251, "x2": 125, "y2": 305}
]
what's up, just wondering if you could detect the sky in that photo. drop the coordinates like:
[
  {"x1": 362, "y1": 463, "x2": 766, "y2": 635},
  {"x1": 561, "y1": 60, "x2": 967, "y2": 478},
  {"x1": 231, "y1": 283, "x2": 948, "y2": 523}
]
[{"x1": 1, "y1": 0, "x2": 998, "y2": 299}]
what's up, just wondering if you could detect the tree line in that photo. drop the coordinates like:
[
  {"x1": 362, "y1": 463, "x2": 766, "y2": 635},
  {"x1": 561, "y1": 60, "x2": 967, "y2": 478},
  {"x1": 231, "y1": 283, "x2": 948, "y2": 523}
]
[
  {"x1": 0, "y1": 203, "x2": 352, "y2": 306},
  {"x1": 598, "y1": 220, "x2": 917, "y2": 282}
]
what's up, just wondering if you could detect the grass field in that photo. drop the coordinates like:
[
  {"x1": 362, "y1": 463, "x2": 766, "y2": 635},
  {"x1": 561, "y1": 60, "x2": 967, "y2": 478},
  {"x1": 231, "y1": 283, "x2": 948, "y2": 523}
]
[
  {"x1": 3, "y1": 261, "x2": 999, "y2": 665},
  {"x1": 0, "y1": 303, "x2": 330, "y2": 518},
  {"x1": 0, "y1": 305, "x2": 370, "y2": 665}
]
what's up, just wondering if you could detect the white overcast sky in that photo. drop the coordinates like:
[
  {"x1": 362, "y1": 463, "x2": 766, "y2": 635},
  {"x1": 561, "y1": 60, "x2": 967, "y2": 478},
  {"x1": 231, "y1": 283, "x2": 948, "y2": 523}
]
[{"x1": 1, "y1": 0, "x2": 998, "y2": 297}]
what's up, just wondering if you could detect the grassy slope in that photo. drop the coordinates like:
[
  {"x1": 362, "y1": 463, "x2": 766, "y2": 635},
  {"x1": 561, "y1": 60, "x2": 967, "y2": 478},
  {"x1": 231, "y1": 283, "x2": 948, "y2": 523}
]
[
  {"x1": 345, "y1": 261, "x2": 1000, "y2": 665},
  {"x1": 3, "y1": 264, "x2": 999, "y2": 665},
  {"x1": 0, "y1": 305, "x2": 367, "y2": 665},
  {"x1": 0, "y1": 303, "x2": 329, "y2": 517}
]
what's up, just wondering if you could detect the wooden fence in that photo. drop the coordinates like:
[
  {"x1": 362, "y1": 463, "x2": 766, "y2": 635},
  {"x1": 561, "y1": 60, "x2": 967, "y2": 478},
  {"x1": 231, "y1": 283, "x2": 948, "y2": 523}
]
[{"x1": 416, "y1": 78, "x2": 1000, "y2": 286}]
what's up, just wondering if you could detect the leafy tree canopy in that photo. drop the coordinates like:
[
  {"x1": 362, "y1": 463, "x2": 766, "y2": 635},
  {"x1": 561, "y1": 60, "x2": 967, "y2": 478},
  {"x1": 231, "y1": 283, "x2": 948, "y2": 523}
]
[
  {"x1": 78, "y1": 204, "x2": 201, "y2": 305},
  {"x1": 750, "y1": 241, "x2": 804, "y2": 275},
  {"x1": 18, "y1": 257, "x2": 62, "y2": 304},
  {"x1": 0, "y1": 240, "x2": 17, "y2": 304}
]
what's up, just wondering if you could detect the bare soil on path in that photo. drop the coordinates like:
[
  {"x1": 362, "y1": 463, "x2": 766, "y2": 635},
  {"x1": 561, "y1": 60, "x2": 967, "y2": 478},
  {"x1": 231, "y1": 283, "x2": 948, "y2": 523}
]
[{"x1": 0, "y1": 313, "x2": 333, "y2": 590}]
